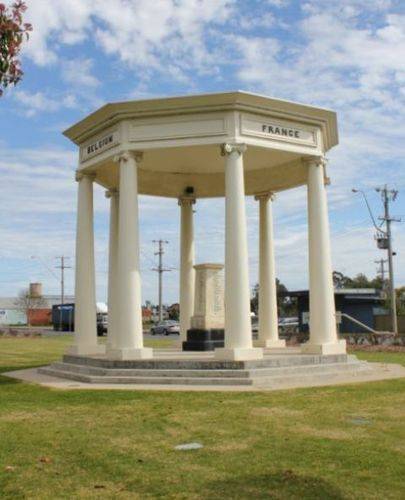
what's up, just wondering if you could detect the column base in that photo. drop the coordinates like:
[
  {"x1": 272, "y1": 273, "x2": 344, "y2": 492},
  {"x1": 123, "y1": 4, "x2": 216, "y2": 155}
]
[
  {"x1": 106, "y1": 347, "x2": 153, "y2": 360},
  {"x1": 301, "y1": 339, "x2": 346, "y2": 355},
  {"x1": 183, "y1": 328, "x2": 224, "y2": 351},
  {"x1": 256, "y1": 338, "x2": 286, "y2": 348},
  {"x1": 214, "y1": 347, "x2": 263, "y2": 361},
  {"x1": 68, "y1": 343, "x2": 106, "y2": 356}
]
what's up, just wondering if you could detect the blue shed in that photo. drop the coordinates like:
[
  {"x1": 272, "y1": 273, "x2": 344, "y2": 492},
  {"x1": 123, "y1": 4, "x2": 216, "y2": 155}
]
[{"x1": 280, "y1": 289, "x2": 386, "y2": 334}]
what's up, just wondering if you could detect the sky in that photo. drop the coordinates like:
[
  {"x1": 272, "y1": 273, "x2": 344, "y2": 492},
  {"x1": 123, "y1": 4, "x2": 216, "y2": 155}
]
[{"x1": 0, "y1": 0, "x2": 404, "y2": 306}]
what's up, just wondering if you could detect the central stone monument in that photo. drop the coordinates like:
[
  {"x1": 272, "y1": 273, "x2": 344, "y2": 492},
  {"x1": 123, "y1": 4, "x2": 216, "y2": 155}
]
[{"x1": 182, "y1": 263, "x2": 225, "y2": 351}]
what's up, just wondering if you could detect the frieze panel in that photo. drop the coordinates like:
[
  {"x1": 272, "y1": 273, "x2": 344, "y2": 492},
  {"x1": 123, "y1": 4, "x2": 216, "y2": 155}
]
[
  {"x1": 129, "y1": 117, "x2": 227, "y2": 142},
  {"x1": 80, "y1": 130, "x2": 119, "y2": 162},
  {"x1": 240, "y1": 114, "x2": 318, "y2": 147}
]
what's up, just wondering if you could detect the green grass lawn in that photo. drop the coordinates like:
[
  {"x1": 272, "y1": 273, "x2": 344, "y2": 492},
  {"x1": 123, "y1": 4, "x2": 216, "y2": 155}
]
[
  {"x1": 0, "y1": 337, "x2": 404, "y2": 499},
  {"x1": 351, "y1": 350, "x2": 405, "y2": 367}
]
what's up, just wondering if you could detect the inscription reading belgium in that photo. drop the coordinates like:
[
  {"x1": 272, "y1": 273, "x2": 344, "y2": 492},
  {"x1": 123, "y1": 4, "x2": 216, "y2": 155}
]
[
  {"x1": 262, "y1": 124, "x2": 300, "y2": 139},
  {"x1": 87, "y1": 134, "x2": 114, "y2": 155}
]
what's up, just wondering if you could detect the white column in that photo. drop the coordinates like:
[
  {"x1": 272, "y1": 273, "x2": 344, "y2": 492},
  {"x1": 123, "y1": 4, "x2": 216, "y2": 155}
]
[
  {"x1": 178, "y1": 196, "x2": 195, "y2": 345},
  {"x1": 70, "y1": 172, "x2": 104, "y2": 355},
  {"x1": 301, "y1": 156, "x2": 346, "y2": 355},
  {"x1": 215, "y1": 143, "x2": 263, "y2": 361},
  {"x1": 106, "y1": 189, "x2": 119, "y2": 351},
  {"x1": 255, "y1": 192, "x2": 285, "y2": 348},
  {"x1": 108, "y1": 151, "x2": 152, "y2": 360}
]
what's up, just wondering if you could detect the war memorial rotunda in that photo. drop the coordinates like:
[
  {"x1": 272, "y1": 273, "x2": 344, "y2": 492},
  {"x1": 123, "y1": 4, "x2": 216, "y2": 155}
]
[{"x1": 62, "y1": 91, "x2": 345, "y2": 364}]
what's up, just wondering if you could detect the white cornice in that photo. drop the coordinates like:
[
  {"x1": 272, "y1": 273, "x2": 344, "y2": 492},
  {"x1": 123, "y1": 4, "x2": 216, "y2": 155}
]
[{"x1": 63, "y1": 91, "x2": 338, "y2": 151}]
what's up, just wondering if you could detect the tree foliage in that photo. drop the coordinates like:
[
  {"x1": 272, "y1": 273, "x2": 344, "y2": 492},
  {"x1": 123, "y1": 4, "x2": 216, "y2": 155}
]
[
  {"x1": 14, "y1": 288, "x2": 46, "y2": 327},
  {"x1": 0, "y1": 1, "x2": 32, "y2": 96},
  {"x1": 332, "y1": 271, "x2": 385, "y2": 290},
  {"x1": 251, "y1": 279, "x2": 297, "y2": 317}
]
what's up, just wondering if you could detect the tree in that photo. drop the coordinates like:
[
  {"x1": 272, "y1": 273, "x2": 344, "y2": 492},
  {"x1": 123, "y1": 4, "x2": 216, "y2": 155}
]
[
  {"x1": 385, "y1": 286, "x2": 405, "y2": 315},
  {"x1": 333, "y1": 271, "x2": 384, "y2": 290},
  {"x1": 14, "y1": 288, "x2": 46, "y2": 327},
  {"x1": 0, "y1": 1, "x2": 32, "y2": 96},
  {"x1": 167, "y1": 303, "x2": 180, "y2": 321},
  {"x1": 251, "y1": 279, "x2": 297, "y2": 317}
]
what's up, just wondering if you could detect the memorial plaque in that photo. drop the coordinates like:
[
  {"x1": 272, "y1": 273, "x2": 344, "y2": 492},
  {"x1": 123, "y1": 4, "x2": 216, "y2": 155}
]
[
  {"x1": 183, "y1": 263, "x2": 225, "y2": 351},
  {"x1": 191, "y1": 264, "x2": 224, "y2": 330}
]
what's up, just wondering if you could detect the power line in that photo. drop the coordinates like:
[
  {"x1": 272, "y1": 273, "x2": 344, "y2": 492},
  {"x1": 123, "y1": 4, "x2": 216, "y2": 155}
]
[
  {"x1": 30, "y1": 255, "x2": 59, "y2": 282},
  {"x1": 151, "y1": 240, "x2": 171, "y2": 322}
]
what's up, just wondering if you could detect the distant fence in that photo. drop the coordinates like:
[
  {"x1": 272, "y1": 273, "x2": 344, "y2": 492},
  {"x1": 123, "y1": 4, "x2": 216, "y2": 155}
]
[
  {"x1": 282, "y1": 331, "x2": 405, "y2": 346},
  {"x1": 374, "y1": 315, "x2": 405, "y2": 333}
]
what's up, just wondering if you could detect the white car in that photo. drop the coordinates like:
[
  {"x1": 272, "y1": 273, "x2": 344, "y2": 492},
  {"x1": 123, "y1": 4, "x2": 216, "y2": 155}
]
[{"x1": 150, "y1": 320, "x2": 180, "y2": 335}]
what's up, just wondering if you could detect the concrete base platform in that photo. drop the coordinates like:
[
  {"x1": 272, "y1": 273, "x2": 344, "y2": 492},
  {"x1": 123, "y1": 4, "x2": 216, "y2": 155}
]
[
  {"x1": 4, "y1": 360, "x2": 405, "y2": 392},
  {"x1": 214, "y1": 346, "x2": 263, "y2": 361},
  {"x1": 256, "y1": 339, "x2": 286, "y2": 349},
  {"x1": 301, "y1": 339, "x2": 347, "y2": 355},
  {"x1": 3, "y1": 347, "x2": 404, "y2": 391},
  {"x1": 106, "y1": 347, "x2": 153, "y2": 360},
  {"x1": 68, "y1": 343, "x2": 106, "y2": 356}
]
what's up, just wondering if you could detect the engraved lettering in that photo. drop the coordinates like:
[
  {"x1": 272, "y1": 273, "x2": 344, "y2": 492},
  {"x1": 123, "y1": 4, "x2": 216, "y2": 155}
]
[{"x1": 261, "y1": 123, "x2": 301, "y2": 140}]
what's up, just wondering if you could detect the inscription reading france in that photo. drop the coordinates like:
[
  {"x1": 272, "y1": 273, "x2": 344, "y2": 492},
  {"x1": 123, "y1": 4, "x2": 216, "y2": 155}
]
[{"x1": 262, "y1": 124, "x2": 300, "y2": 139}]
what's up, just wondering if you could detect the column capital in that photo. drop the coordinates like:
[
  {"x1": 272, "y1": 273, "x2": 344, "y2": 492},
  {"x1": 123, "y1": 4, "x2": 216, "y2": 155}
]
[
  {"x1": 75, "y1": 171, "x2": 96, "y2": 182},
  {"x1": 254, "y1": 191, "x2": 275, "y2": 202},
  {"x1": 302, "y1": 155, "x2": 327, "y2": 168},
  {"x1": 105, "y1": 188, "x2": 119, "y2": 199},
  {"x1": 221, "y1": 143, "x2": 247, "y2": 157},
  {"x1": 178, "y1": 196, "x2": 196, "y2": 207},
  {"x1": 303, "y1": 156, "x2": 331, "y2": 185},
  {"x1": 113, "y1": 150, "x2": 143, "y2": 164}
]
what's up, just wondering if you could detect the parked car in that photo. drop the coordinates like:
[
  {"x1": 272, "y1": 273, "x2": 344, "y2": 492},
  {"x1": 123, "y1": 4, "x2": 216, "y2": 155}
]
[
  {"x1": 150, "y1": 320, "x2": 180, "y2": 335},
  {"x1": 279, "y1": 317, "x2": 299, "y2": 333},
  {"x1": 97, "y1": 312, "x2": 108, "y2": 336}
]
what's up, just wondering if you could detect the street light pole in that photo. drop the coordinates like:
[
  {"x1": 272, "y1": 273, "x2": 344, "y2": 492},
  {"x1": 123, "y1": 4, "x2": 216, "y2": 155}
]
[
  {"x1": 152, "y1": 240, "x2": 170, "y2": 323},
  {"x1": 55, "y1": 256, "x2": 71, "y2": 331}
]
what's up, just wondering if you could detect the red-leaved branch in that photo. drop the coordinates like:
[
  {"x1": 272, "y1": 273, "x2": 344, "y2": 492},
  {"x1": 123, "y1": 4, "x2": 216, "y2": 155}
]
[{"x1": 0, "y1": 1, "x2": 32, "y2": 96}]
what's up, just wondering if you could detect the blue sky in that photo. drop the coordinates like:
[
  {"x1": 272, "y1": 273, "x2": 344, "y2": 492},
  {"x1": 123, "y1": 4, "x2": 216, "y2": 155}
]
[{"x1": 0, "y1": 0, "x2": 404, "y2": 305}]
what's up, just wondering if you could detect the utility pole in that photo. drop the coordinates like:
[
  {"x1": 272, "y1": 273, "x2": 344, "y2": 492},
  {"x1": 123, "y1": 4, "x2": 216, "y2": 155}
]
[
  {"x1": 55, "y1": 256, "x2": 71, "y2": 330},
  {"x1": 352, "y1": 186, "x2": 401, "y2": 335},
  {"x1": 376, "y1": 186, "x2": 401, "y2": 335},
  {"x1": 152, "y1": 240, "x2": 170, "y2": 322}
]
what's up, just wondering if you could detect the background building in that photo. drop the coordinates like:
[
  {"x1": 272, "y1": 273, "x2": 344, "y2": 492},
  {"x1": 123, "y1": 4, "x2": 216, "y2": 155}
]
[
  {"x1": 0, "y1": 283, "x2": 74, "y2": 327},
  {"x1": 280, "y1": 289, "x2": 387, "y2": 334}
]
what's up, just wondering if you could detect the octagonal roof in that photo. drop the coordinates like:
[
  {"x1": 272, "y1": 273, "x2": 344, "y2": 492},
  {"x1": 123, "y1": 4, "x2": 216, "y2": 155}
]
[{"x1": 64, "y1": 91, "x2": 338, "y2": 198}]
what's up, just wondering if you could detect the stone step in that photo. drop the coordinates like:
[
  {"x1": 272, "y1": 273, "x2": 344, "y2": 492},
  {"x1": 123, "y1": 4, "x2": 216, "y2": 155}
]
[
  {"x1": 253, "y1": 365, "x2": 372, "y2": 388},
  {"x1": 51, "y1": 362, "x2": 251, "y2": 378},
  {"x1": 39, "y1": 363, "x2": 371, "y2": 387},
  {"x1": 62, "y1": 353, "x2": 348, "y2": 370},
  {"x1": 50, "y1": 359, "x2": 367, "y2": 379},
  {"x1": 38, "y1": 367, "x2": 253, "y2": 386},
  {"x1": 249, "y1": 360, "x2": 369, "y2": 378}
]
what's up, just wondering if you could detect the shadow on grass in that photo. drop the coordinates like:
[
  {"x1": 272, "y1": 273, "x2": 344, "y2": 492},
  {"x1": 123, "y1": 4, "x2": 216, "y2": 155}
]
[
  {"x1": 0, "y1": 374, "x2": 22, "y2": 386},
  {"x1": 0, "y1": 364, "x2": 49, "y2": 385},
  {"x1": 202, "y1": 471, "x2": 346, "y2": 499}
]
